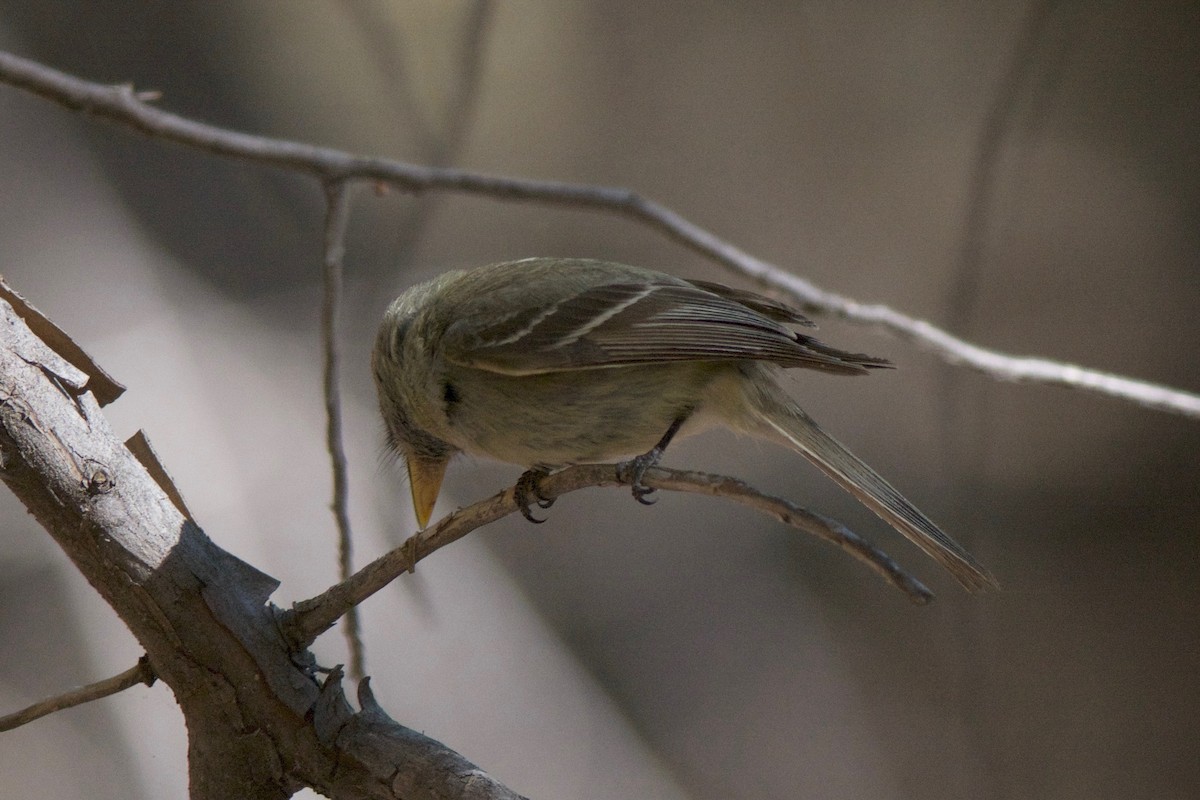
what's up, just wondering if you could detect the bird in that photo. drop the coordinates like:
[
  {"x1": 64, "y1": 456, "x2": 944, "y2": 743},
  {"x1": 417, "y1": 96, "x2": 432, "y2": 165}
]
[{"x1": 372, "y1": 257, "x2": 995, "y2": 591}]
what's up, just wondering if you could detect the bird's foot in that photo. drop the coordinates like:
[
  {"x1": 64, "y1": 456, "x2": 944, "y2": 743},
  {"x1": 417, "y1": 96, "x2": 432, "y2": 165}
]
[
  {"x1": 617, "y1": 448, "x2": 663, "y2": 506},
  {"x1": 617, "y1": 416, "x2": 687, "y2": 506},
  {"x1": 514, "y1": 467, "x2": 555, "y2": 523}
]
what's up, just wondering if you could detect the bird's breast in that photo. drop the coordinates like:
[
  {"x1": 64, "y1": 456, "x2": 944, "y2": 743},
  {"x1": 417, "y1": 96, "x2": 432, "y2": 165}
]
[{"x1": 439, "y1": 361, "x2": 727, "y2": 466}]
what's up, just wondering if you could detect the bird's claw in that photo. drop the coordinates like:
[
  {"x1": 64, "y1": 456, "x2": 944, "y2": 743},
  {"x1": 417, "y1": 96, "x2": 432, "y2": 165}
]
[
  {"x1": 515, "y1": 468, "x2": 555, "y2": 523},
  {"x1": 618, "y1": 452, "x2": 660, "y2": 505},
  {"x1": 632, "y1": 484, "x2": 658, "y2": 505}
]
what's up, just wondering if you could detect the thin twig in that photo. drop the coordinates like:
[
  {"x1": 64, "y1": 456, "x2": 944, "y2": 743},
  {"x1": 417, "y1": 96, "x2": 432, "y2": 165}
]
[
  {"x1": 649, "y1": 468, "x2": 934, "y2": 601},
  {"x1": 0, "y1": 49, "x2": 1195, "y2": 418},
  {"x1": 0, "y1": 657, "x2": 157, "y2": 732},
  {"x1": 284, "y1": 464, "x2": 933, "y2": 648},
  {"x1": 320, "y1": 179, "x2": 364, "y2": 682}
]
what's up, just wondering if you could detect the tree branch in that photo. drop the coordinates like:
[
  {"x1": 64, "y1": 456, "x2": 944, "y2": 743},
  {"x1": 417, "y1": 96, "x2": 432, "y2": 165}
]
[
  {"x1": 0, "y1": 284, "x2": 525, "y2": 800},
  {"x1": 320, "y1": 178, "x2": 365, "y2": 682},
  {"x1": 285, "y1": 463, "x2": 932, "y2": 650},
  {"x1": 0, "y1": 657, "x2": 156, "y2": 733},
  {"x1": 0, "y1": 49, "x2": 1194, "y2": 418}
]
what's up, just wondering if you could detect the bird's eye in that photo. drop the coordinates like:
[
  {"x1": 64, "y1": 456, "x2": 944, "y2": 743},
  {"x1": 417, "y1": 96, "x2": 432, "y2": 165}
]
[{"x1": 443, "y1": 381, "x2": 461, "y2": 409}]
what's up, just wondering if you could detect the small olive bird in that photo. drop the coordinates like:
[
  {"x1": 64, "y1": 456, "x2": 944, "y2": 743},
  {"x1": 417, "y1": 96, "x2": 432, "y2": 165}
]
[{"x1": 372, "y1": 257, "x2": 994, "y2": 590}]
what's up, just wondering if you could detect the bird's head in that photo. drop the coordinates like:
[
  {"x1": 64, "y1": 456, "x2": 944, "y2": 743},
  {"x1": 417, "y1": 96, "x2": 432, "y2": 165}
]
[{"x1": 372, "y1": 283, "x2": 457, "y2": 528}]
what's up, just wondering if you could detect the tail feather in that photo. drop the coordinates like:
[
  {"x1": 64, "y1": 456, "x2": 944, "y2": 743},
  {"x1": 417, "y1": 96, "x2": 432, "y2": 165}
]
[{"x1": 747, "y1": 385, "x2": 997, "y2": 591}]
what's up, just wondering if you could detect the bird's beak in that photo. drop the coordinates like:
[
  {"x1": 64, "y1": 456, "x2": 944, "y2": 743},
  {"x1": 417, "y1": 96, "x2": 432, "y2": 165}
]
[{"x1": 407, "y1": 455, "x2": 449, "y2": 529}]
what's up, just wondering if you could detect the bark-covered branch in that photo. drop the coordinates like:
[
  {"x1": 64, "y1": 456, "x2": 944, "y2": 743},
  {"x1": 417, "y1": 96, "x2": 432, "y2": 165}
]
[
  {"x1": 0, "y1": 48, "x2": 1195, "y2": 419},
  {"x1": 0, "y1": 286, "x2": 526, "y2": 800}
]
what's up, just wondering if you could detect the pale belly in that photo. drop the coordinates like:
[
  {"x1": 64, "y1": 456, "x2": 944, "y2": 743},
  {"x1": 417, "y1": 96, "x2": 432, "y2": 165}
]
[{"x1": 441, "y1": 361, "x2": 734, "y2": 467}]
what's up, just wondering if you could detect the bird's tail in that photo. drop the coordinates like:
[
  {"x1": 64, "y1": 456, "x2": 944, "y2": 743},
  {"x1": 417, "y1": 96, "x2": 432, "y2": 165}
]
[{"x1": 741, "y1": 379, "x2": 997, "y2": 592}]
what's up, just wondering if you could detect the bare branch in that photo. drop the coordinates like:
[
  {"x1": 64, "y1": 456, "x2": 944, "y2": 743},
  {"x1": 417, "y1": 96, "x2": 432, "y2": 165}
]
[
  {"x1": 0, "y1": 283, "x2": 525, "y2": 799},
  {"x1": 320, "y1": 179, "x2": 365, "y2": 682},
  {"x1": 0, "y1": 278, "x2": 124, "y2": 406},
  {"x1": 0, "y1": 49, "x2": 1194, "y2": 419},
  {"x1": 648, "y1": 467, "x2": 934, "y2": 602},
  {"x1": 0, "y1": 657, "x2": 157, "y2": 732},
  {"x1": 316, "y1": 672, "x2": 530, "y2": 800},
  {"x1": 286, "y1": 463, "x2": 933, "y2": 648}
]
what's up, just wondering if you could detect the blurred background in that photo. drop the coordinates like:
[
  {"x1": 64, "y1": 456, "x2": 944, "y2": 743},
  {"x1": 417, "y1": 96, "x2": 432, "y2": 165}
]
[{"x1": 1, "y1": 2, "x2": 1197, "y2": 798}]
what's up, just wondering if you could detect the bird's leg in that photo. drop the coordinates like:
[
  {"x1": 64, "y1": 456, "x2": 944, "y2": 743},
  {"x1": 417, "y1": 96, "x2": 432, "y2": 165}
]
[
  {"x1": 514, "y1": 466, "x2": 555, "y2": 523},
  {"x1": 619, "y1": 415, "x2": 686, "y2": 505}
]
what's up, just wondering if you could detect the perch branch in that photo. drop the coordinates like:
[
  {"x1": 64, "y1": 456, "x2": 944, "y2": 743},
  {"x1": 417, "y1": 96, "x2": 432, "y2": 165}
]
[
  {"x1": 285, "y1": 464, "x2": 932, "y2": 648},
  {"x1": 0, "y1": 49, "x2": 1195, "y2": 418}
]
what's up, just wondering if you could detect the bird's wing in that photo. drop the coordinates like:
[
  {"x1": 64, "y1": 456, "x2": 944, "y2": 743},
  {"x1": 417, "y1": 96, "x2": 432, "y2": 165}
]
[
  {"x1": 442, "y1": 279, "x2": 890, "y2": 376},
  {"x1": 682, "y1": 279, "x2": 817, "y2": 327}
]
